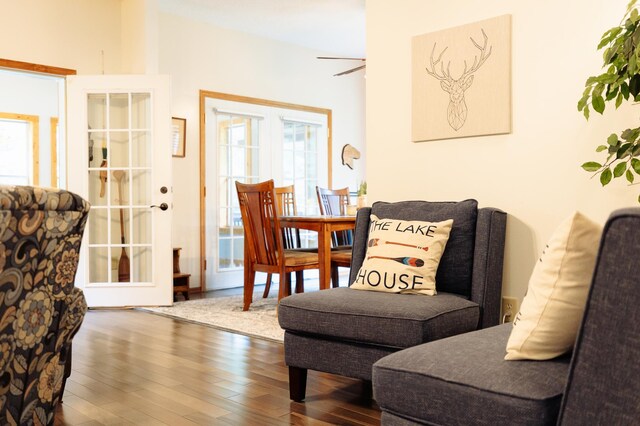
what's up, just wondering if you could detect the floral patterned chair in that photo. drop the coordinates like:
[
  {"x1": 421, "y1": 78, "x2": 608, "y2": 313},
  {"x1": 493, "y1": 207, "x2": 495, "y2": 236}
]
[{"x1": 0, "y1": 185, "x2": 90, "y2": 425}]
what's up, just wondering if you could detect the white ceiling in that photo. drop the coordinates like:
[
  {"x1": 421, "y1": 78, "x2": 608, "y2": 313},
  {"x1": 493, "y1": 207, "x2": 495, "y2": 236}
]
[{"x1": 158, "y1": 0, "x2": 366, "y2": 58}]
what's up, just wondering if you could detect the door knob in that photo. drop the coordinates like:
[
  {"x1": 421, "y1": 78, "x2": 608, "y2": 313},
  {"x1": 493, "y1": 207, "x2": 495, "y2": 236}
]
[
  {"x1": 150, "y1": 203, "x2": 169, "y2": 211},
  {"x1": 160, "y1": 186, "x2": 168, "y2": 194}
]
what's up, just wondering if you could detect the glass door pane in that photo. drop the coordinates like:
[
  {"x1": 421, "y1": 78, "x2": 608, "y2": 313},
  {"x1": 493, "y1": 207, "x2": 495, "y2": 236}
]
[
  {"x1": 86, "y1": 92, "x2": 152, "y2": 285},
  {"x1": 217, "y1": 114, "x2": 261, "y2": 271},
  {"x1": 282, "y1": 120, "x2": 321, "y2": 247}
]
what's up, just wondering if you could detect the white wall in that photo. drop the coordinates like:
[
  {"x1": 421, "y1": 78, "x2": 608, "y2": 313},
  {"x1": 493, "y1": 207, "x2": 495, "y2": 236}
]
[
  {"x1": 159, "y1": 12, "x2": 366, "y2": 290},
  {"x1": 366, "y1": 0, "x2": 636, "y2": 300}
]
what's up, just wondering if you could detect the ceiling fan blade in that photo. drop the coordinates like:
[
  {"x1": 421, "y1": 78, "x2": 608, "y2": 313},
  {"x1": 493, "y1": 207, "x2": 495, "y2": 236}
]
[
  {"x1": 334, "y1": 64, "x2": 366, "y2": 76},
  {"x1": 317, "y1": 56, "x2": 366, "y2": 61}
]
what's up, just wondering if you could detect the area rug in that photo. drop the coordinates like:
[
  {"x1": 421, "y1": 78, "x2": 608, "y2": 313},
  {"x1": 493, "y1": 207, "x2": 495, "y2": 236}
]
[{"x1": 139, "y1": 295, "x2": 284, "y2": 342}]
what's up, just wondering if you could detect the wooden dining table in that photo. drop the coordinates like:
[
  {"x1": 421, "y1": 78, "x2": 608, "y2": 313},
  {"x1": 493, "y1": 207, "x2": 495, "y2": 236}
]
[{"x1": 279, "y1": 215, "x2": 356, "y2": 290}]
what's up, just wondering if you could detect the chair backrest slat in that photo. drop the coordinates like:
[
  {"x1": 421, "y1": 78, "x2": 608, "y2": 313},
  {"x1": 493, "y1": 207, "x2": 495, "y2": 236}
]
[
  {"x1": 236, "y1": 180, "x2": 284, "y2": 267},
  {"x1": 275, "y1": 185, "x2": 301, "y2": 249},
  {"x1": 316, "y1": 186, "x2": 352, "y2": 246}
]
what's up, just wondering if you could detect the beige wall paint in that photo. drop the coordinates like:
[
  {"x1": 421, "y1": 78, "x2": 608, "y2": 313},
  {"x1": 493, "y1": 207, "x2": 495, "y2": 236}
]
[
  {"x1": 367, "y1": 0, "x2": 636, "y2": 300},
  {"x1": 0, "y1": 0, "x2": 123, "y2": 74},
  {"x1": 159, "y1": 13, "x2": 366, "y2": 290},
  {"x1": 122, "y1": 0, "x2": 160, "y2": 74}
]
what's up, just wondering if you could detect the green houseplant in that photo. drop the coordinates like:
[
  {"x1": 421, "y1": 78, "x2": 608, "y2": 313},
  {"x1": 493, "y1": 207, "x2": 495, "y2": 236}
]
[
  {"x1": 578, "y1": 0, "x2": 640, "y2": 202},
  {"x1": 357, "y1": 181, "x2": 367, "y2": 209},
  {"x1": 357, "y1": 181, "x2": 367, "y2": 197}
]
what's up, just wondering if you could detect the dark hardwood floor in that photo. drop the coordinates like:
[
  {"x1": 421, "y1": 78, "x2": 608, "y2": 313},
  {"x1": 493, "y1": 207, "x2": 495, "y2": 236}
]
[{"x1": 54, "y1": 282, "x2": 381, "y2": 425}]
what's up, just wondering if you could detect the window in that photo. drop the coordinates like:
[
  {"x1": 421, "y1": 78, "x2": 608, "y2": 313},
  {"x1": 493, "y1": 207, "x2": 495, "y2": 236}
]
[{"x1": 0, "y1": 113, "x2": 39, "y2": 185}]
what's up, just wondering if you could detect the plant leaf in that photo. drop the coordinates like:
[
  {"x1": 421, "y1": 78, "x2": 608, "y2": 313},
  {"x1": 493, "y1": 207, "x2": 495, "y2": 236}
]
[
  {"x1": 628, "y1": 169, "x2": 635, "y2": 183},
  {"x1": 616, "y1": 91, "x2": 624, "y2": 108},
  {"x1": 622, "y1": 81, "x2": 631, "y2": 99},
  {"x1": 592, "y1": 95, "x2": 605, "y2": 113},
  {"x1": 577, "y1": 94, "x2": 589, "y2": 111},
  {"x1": 622, "y1": 128, "x2": 633, "y2": 140},
  {"x1": 601, "y1": 167, "x2": 613, "y2": 186},
  {"x1": 632, "y1": 157, "x2": 640, "y2": 174},
  {"x1": 594, "y1": 83, "x2": 606, "y2": 97},
  {"x1": 605, "y1": 47, "x2": 617, "y2": 63},
  {"x1": 608, "y1": 133, "x2": 620, "y2": 145},
  {"x1": 582, "y1": 161, "x2": 603, "y2": 172},
  {"x1": 583, "y1": 105, "x2": 590, "y2": 120},
  {"x1": 614, "y1": 162, "x2": 627, "y2": 177},
  {"x1": 598, "y1": 37, "x2": 611, "y2": 50},
  {"x1": 618, "y1": 142, "x2": 633, "y2": 158},
  {"x1": 629, "y1": 74, "x2": 640, "y2": 97},
  {"x1": 596, "y1": 144, "x2": 609, "y2": 152}
]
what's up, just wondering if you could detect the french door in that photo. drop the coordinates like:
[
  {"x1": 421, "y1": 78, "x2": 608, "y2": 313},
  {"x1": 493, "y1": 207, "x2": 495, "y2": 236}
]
[
  {"x1": 203, "y1": 95, "x2": 329, "y2": 290},
  {"x1": 67, "y1": 75, "x2": 172, "y2": 307}
]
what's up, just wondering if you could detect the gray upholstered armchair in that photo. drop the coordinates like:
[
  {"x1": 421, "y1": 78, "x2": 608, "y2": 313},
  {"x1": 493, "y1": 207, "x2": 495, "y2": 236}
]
[
  {"x1": 278, "y1": 200, "x2": 507, "y2": 402},
  {"x1": 0, "y1": 185, "x2": 89, "y2": 425},
  {"x1": 372, "y1": 208, "x2": 640, "y2": 425}
]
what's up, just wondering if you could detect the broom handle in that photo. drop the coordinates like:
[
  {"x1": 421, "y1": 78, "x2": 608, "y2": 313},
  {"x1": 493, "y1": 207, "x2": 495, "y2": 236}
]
[{"x1": 117, "y1": 175, "x2": 126, "y2": 244}]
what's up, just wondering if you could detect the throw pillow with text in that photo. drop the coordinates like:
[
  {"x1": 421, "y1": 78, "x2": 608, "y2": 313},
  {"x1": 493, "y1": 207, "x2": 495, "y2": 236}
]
[{"x1": 351, "y1": 215, "x2": 453, "y2": 295}]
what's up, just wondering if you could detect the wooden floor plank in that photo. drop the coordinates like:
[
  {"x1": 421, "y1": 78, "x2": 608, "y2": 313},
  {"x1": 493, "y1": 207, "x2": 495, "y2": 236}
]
[{"x1": 55, "y1": 307, "x2": 380, "y2": 425}]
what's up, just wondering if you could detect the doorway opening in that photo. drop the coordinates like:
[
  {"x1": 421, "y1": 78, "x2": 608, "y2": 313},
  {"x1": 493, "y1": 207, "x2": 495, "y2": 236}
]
[{"x1": 0, "y1": 58, "x2": 76, "y2": 188}]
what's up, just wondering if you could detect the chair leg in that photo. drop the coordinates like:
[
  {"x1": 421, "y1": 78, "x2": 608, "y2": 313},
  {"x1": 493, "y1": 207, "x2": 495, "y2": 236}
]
[
  {"x1": 284, "y1": 273, "x2": 292, "y2": 296},
  {"x1": 60, "y1": 344, "x2": 73, "y2": 403},
  {"x1": 289, "y1": 366, "x2": 308, "y2": 402},
  {"x1": 295, "y1": 271, "x2": 304, "y2": 293},
  {"x1": 244, "y1": 268, "x2": 256, "y2": 311},
  {"x1": 331, "y1": 265, "x2": 340, "y2": 288},
  {"x1": 362, "y1": 380, "x2": 373, "y2": 400},
  {"x1": 263, "y1": 274, "x2": 272, "y2": 298}
]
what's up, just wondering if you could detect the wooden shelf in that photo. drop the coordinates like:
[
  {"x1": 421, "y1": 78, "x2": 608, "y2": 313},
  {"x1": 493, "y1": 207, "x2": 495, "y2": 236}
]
[{"x1": 173, "y1": 248, "x2": 190, "y2": 301}]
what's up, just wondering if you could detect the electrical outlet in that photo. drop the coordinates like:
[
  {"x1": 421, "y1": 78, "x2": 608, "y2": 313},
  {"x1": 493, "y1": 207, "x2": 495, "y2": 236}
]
[{"x1": 501, "y1": 297, "x2": 519, "y2": 324}]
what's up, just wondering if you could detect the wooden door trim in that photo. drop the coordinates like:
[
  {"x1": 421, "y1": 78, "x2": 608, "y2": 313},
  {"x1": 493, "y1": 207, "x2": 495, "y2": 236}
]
[
  {"x1": 0, "y1": 112, "x2": 40, "y2": 185},
  {"x1": 0, "y1": 58, "x2": 76, "y2": 76},
  {"x1": 198, "y1": 90, "x2": 332, "y2": 293},
  {"x1": 50, "y1": 117, "x2": 59, "y2": 187}
]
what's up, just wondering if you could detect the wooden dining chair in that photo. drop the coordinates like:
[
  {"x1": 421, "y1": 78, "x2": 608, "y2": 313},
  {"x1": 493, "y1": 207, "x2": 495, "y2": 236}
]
[
  {"x1": 316, "y1": 186, "x2": 353, "y2": 287},
  {"x1": 275, "y1": 185, "x2": 302, "y2": 248},
  {"x1": 262, "y1": 184, "x2": 315, "y2": 298},
  {"x1": 236, "y1": 180, "x2": 321, "y2": 310},
  {"x1": 316, "y1": 186, "x2": 352, "y2": 246}
]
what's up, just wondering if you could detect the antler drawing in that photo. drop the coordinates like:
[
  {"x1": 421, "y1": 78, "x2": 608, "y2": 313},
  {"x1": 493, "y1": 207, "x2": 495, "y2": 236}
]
[{"x1": 425, "y1": 29, "x2": 492, "y2": 131}]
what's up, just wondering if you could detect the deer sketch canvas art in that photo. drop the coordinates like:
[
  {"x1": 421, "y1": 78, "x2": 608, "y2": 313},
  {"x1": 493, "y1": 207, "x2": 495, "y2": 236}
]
[{"x1": 412, "y1": 15, "x2": 511, "y2": 142}]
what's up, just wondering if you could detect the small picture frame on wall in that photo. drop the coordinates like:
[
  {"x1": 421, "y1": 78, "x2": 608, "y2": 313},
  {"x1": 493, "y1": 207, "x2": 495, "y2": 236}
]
[{"x1": 171, "y1": 117, "x2": 186, "y2": 157}]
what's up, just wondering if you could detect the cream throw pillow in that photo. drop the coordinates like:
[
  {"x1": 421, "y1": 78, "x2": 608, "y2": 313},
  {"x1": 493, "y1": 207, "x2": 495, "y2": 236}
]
[
  {"x1": 351, "y1": 215, "x2": 453, "y2": 295},
  {"x1": 505, "y1": 211, "x2": 602, "y2": 361}
]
